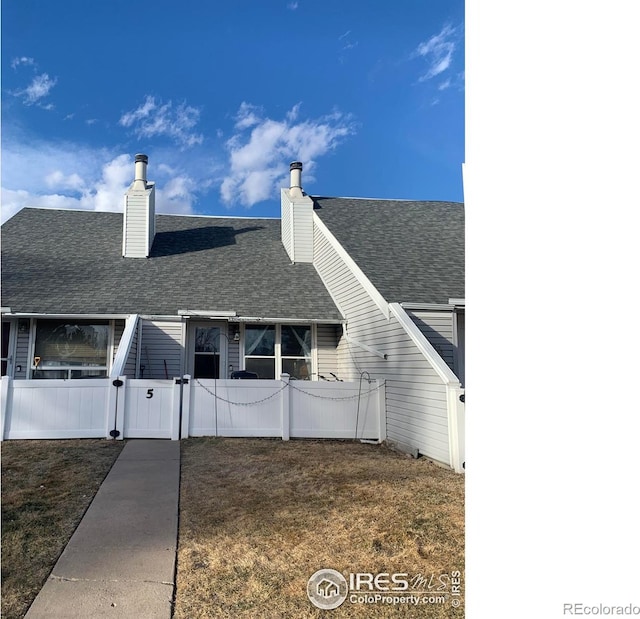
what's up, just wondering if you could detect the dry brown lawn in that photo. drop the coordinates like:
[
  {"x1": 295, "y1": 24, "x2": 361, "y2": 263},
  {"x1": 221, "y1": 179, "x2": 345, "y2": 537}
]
[
  {"x1": 176, "y1": 438, "x2": 464, "y2": 618},
  {"x1": 0, "y1": 439, "x2": 125, "y2": 619}
]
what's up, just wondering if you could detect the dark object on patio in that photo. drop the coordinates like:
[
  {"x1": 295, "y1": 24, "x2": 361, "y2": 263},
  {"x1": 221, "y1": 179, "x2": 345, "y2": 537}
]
[{"x1": 230, "y1": 370, "x2": 259, "y2": 379}]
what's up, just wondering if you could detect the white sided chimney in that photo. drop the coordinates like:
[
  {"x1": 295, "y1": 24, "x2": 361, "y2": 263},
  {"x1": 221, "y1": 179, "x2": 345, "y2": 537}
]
[
  {"x1": 281, "y1": 161, "x2": 314, "y2": 263},
  {"x1": 122, "y1": 153, "x2": 156, "y2": 258}
]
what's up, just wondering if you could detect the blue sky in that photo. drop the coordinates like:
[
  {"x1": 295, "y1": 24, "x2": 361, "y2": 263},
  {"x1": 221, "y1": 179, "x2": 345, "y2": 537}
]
[{"x1": 1, "y1": 0, "x2": 464, "y2": 223}]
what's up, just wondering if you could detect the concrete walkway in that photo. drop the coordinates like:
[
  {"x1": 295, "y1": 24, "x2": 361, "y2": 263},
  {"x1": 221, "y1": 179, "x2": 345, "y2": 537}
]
[{"x1": 25, "y1": 440, "x2": 180, "y2": 619}]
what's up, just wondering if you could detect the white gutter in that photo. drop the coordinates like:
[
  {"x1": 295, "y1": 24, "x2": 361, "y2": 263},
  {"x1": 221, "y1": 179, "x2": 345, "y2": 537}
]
[
  {"x1": 229, "y1": 316, "x2": 344, "y2": 325},
  {"x1": 178, "y1": 310, "x2": 237, "y2": 318},
  {"x1": 401, "y1": 303, "x2": 455, "y2": 311},
  {"x1": 448, "y1": 298, "x2": 465, "y2": 306},
  {"x1": 3, "y1": 312, "x2": 131, "y2": 319}
]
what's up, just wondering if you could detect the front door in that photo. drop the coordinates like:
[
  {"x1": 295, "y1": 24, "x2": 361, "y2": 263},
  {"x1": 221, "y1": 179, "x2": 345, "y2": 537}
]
[{"x1": 189, "y1": 323, "x2": 227, "y2": 379}]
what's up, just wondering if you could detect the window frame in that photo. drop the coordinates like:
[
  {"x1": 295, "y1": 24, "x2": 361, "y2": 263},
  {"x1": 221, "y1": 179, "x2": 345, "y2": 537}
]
[
  {"x1": 242, "y1": 323, "x2": 314, "y2": 380},
  {"x1": 28, "y1": 318, "x2": 115, "y2": 379}
]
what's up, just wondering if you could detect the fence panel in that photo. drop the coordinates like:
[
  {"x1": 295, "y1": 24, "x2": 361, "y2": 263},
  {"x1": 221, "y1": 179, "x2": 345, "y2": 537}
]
[
  {"x1": 189, "y1": 379, "x2": 284, "y2": 437},
  {"x1": 3, "y1": 378, "x2": 109, "y2": 440},
  {"x1": 289, "y1": 381, "x2": 381, "y2": 439},
  {"x1": 123, "y1": 379, "x2": 175, "y2": 439}
]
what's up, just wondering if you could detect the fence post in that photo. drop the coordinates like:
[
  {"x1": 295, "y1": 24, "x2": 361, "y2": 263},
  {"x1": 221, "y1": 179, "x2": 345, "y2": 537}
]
[
  {"x1": 1, "y1": 376, "x2": 11, "y2": 441},
  {"x1": 107, "y1": 376, "x2": 126, "y2": 440},
  {"x1": 446, "y1": 384, "x2": 465, "y2": 473},
  {"x1": 181, "y1": 374, "x2": 192, "y2": 440},
  {"x1": 115, "y1": 376, "x2": 127, "y2": 440},
  {"x1": 280, "y1": 373, "x2": 290, "y2": 441}
]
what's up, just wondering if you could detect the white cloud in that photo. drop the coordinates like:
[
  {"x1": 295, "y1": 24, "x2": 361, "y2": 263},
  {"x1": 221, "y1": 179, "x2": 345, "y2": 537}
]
[
  {"x1": 45, "y1": 170, "x2": 84, "y2": 192},
  {"x1": 119, "y1": 95, "x2": 204, "y2": 149},
  {"x1": 86, "y1": 155, "x2": 132, "y2": 212},
  {"x1": 287, "y1": 1, "x2": 298, "y2": 10},
  {"x1": 156, "y1": 175, "x2": 199, "y2": 214},
  {"x1": 11, "y1": 56, "x2": 36, "y2": 69},
  {"x1": 438, "y1": 79, "x2": 452, "y2": 91},
  {"x1": 234, "y1": 102, "x2": 263, "y2": 130},
  {"x1": 0, "y1": 141, "x2": 203, "y2": 223},
  {"x1": 1, "y1": 188, "x2": 76, "y2": 224},
  {"x1": 220, "y1": 103, "x2": 355, "y2": 207},
  {"x1": 415, "y1": 23, "x2": 460, "y2": 81},
  {"x1": 14, "y1": 72, "x2": 57, "y2": 105}
]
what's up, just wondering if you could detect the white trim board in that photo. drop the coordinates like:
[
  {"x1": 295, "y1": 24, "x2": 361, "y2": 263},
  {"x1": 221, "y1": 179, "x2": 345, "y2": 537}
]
[{"x1": 312, "y1": 213, "x2": 390, "y2": 320}]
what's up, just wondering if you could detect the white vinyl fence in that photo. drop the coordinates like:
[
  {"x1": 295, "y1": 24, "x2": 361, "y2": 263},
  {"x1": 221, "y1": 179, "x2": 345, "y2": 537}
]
[
  {"x1": 1, "y1": 375, "x2": 386, "y2": 442},
  {"x1": 1, "y1": 378, "x2": 109, "y2": 439},
  {"x1": 188, "y1": 375, "x2": 385, "y2": 440}
]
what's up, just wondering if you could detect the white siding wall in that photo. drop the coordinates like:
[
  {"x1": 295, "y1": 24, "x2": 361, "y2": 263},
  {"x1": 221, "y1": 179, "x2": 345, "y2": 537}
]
[
  {"x1": 227, "y1": 336, "x2": 240, "y2": 377},
  {"x1": 316, "y1": 323, "x2": 339, "y2": 380},
  {"x1": 313, "y1": 219, "x2": 452, "y2": 465},
  {"x1": 123, "y1": 193, "x2": 149, "y2": 257},
  {"x1": 406, "y1": 310, "x2": 455, "y2": 372},
  {"x1": 280, "y1": 190, "x2": 313, "y2": 263},
  {"x1": 140, "y1": 320, "x2": 183, "y2": 379},
  {"x1": 124, "y1": 321, "x2": 139, "y2": 377},
  {"x1": 14, "y1": 327, "x2": 29, "y2": 379},
  {"x1": 292, "y1": 201, "x2": 314, "y2": 263}
]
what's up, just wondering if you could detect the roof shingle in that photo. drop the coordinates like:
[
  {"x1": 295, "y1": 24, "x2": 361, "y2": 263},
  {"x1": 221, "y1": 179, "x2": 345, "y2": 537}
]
[
  {"x1": 1, "y1": 208, "x2": 343, "y2": 320},
  {"x1": 312, "y1": 197, "x2": 464, "y2": 305}
]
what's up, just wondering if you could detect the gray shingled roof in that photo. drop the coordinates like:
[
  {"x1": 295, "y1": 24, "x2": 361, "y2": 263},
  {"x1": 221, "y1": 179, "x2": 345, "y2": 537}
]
[
  {"x1": 312, "y1": 197, "x2": 464, "y2": 305},
  {"x1": 1, "y1": 208, "x2": 343, "y2": 320}
]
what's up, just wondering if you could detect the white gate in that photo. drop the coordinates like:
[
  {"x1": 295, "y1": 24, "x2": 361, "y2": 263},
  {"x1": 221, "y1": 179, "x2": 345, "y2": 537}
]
[{"x1": 123, "y1": 379, "x2": 176, "y2": 439}]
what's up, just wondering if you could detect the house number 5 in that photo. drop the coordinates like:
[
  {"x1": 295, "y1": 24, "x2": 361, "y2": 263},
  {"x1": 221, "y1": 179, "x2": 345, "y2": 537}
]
[{"x1": 146, "y1": 389, "x2": 154, "y2": 399}]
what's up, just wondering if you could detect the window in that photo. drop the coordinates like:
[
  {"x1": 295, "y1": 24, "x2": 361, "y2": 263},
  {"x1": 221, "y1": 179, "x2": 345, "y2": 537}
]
[
  {"x1": 281, "y1": 325, "x2": 312, "y2": 380},
  {"x1": 31, "y1": 320, "x2": 111, "y2": 379},
  {"x1": 243, "y1": 324, "x2": 312, "y2": 380},
  {"x1": 244, "y1": 325, "x2": 276, "y2": 379}
]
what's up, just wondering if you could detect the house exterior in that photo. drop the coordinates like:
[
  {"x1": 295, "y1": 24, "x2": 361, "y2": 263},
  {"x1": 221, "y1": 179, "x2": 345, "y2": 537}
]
[{"x1": 1, "y1": 156, "x2": 464, "y2": 470}]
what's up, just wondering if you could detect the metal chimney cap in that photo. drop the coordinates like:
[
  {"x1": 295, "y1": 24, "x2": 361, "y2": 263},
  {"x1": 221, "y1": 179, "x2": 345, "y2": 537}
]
[
  {"x1": 289, "y1": 161, "x2": 303, "y2": 171},
  {"x1": 135, "y1": 154, "x2": 149, "y2": 164}
]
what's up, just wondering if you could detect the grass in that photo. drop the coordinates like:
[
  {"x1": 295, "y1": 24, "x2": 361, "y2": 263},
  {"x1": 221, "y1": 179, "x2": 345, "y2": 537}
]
[
  {"x1": 0, "y1": 437, "x2": 464, "y2": 618},
  {"x1": 0, "y1": 439, "x2": 125, "y2": 619},
  {"x1": 176, "y1": 438, "x2": 465, "y2": 618}
]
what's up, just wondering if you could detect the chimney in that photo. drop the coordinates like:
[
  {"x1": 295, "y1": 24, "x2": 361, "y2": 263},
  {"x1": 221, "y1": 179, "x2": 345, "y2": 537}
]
[
  {"x1": 123, "y1": 153, "x2": 156, "y2": 258},
  {"x1": 281, "y1": 160, "x2": 314, "y2": 263},
  {"x1": 289, "y1": 161, "x2": 304, "y2": 199}
]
